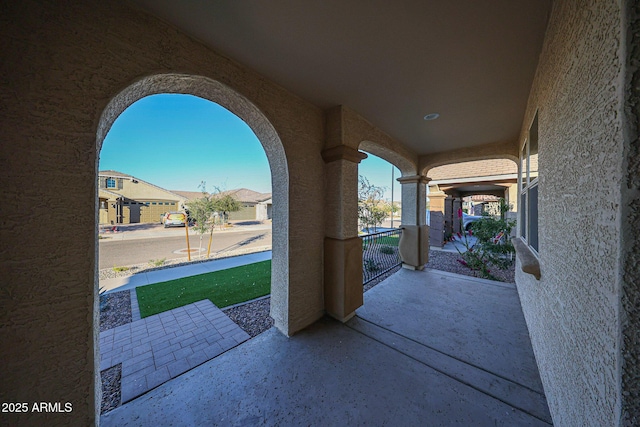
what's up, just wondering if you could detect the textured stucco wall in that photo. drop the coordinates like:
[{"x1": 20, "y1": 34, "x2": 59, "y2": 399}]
[
  {"x1": 620, "y1": 0, "x2": 640, "y2": 423},
  {"x1": 326, "y1": 105, "x2": 418, "y2": 175},
  {"x1": 1, "y1": 0, "x2": 327, "y2": 424},
  {"x1": 514, "y1": 1, "x2": 631, "y2": 425}
]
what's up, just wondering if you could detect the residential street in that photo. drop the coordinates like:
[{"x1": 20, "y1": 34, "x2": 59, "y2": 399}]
[{"x1": 99, "y1": 226, "x2": 272, "y2": 269}]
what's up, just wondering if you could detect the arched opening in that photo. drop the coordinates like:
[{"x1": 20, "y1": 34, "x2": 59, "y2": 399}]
[
  {"x1": 96, "y1": 74, "x2": 289, "y2": 411},
  {"x1": 355, "y1": 141, "x2": 419, "y2": 289},
  {"x1": 357, "y1": 152, "x2": 402, "y2": 231},
  {"x1": 359, "y1": 140, "x2": 416, "y2": 177},
  {"x1": 426, "y1": 157, "x2": 519, "y2": 283}
]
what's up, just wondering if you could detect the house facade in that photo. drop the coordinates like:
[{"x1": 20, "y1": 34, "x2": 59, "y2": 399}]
[
  {"x1": 98, "y1": 171, "x2": 186, "y2": 224},
  {"x1": 218, "y1": 188, "x2": 273, "y2": 222},
  {"x1": 1, "y1": 1, "x2": 638, "y2": 426}
]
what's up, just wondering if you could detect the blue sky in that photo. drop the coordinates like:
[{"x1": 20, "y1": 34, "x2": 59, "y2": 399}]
[{"x1": 100, "y1": 94, "x2": 401, "y2": 200}]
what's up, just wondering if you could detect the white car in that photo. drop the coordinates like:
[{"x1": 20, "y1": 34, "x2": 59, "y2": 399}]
[
  {"x1": 462, "y1": 212, "x2": 484, "y2": 231},
  {"x1": 162, "y1": 212, "x2": 187, "y2": 228}
]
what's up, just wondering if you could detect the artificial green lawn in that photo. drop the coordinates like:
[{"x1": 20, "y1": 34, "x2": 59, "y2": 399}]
[
  {"x1": 373, "y1": 235, "x2": 400, "y2": 246},
  {"x1": 136, "y1": 260, "x2": 271, "y2": 318},
  {"x1": 362, "y1": 234, "x2": 400, "y2": 249}
]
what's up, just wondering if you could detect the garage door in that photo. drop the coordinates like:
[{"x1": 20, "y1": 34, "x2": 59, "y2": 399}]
[
  {"x1": 228, "y1": 205, "x2": 256, "y2": 221},
  {"x1": 137, "y1": 201, "x2": 178, "y2": 223}
]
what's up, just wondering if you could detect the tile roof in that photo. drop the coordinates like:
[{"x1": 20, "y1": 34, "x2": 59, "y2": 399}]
[{"x1": 218, "y1": 188, "x2": 272, "y2": 203}]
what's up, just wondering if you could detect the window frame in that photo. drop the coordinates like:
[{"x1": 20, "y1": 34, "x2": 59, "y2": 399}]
[
  {"x1": 519, "y1": 112, "x2": 539, "y2": 255},
  {"x1": 106, "y1": 177, "x2": 117, "y2": 189}
]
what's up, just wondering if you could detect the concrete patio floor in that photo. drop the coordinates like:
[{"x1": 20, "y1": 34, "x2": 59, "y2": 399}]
[{"x1": 101, "y1": 268, "x2": 552, "y2": 426}]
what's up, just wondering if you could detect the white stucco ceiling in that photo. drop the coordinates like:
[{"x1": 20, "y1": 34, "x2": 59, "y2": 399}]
[{"x1": 129, "y1": 0, "x2": 551, "y2": 156}]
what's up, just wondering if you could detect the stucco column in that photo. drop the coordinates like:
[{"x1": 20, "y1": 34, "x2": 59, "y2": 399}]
[
  {"x1": 322, "y1": 145, "x2": 367, "y2": 322},
  {"x1": 428, "y1": 189, "x2": 447, "y2": 247},
  {"x1": 397, "y1": 175, "x2": 430, "y2": 269}
]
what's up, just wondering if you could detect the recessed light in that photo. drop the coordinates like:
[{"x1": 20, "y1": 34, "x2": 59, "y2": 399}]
[{"x1": 423, "y1": 113, "x2": 440, "y2": 121}]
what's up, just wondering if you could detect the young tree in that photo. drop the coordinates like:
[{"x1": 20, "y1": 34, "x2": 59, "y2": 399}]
[
  {"x1": 185, "y1": 182, "x2": 217, "y2": 258},
  {"x1": 210, "y1": 190, "x2": 242, "y2": 226},
  {"x1": 358, "y1": 176, "x2": 387, "y2": 233}
]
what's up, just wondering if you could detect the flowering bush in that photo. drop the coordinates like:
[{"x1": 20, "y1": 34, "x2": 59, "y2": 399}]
[{"x1": 455, "y1": 198, "x2": 515, "y2": 281}]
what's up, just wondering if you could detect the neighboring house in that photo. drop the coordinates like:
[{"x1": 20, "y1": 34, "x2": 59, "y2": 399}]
[
  {"x1": 172, "y1": 188, "x2": 273, "y2": 221},
  {"x1": 256, "y1": 197, "x2": 273, "y2": 221},
  {"x1": 98, "y1": 170, "x2": 186, "y2": 224},
  {"x1": 98, "y1": 173, "x2": 272, "y2": 225},
  {"x1": 426, "y1": 159, "x2": 519, "y2": 246},
  {"x1": 216, "y1": 188, "x2": 273, "y2": 221}
]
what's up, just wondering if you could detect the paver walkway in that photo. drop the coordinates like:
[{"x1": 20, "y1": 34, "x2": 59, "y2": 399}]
[{"x1": 100, "y1": 299, "x2": 249, "y2": 403}]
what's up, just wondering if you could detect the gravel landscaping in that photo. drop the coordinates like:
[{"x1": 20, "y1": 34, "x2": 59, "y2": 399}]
[
  {"x1": 224, "y1": 297, "x2": 274, "y2": 337},
  {"x1": 99, "y1": 291, "x2": 132, "y2": 332},
  {"x1": 100, "y1": 365, "x2": 121, "y2": 414},
  {"x1": 98, "y1": 249, "x2": 514, "y2": 414},
  {"x1": 426, "y1": 250, "x2": 515, "y2": 283}
]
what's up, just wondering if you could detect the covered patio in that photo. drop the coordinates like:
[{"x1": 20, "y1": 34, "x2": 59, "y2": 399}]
[
  {"x1": 102, "y1": 268, "x2": 551, "y2": 426},
  {"x1": 2, "y1": 1, "x2": 637, "y2": 425}
]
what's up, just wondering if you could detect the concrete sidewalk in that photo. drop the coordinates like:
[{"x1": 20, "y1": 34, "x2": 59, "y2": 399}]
[
  {"x1": 431, "y1": 233, "x2": 478, "y2": 253},
  {"x1": 102, "y1": 251, "x2": 272, "y2": 294},
  {"x1": 99, "y1": 221, "x2": 272, "y2": 242}
]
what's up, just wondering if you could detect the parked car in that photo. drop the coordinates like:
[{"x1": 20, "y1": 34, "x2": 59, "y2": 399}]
[
  {"x1": 163, "y1": 212, "x2": 187, "y2": 228},
  {"x1": 462, "y1": 212, "x2": 484, "y2": 231}
]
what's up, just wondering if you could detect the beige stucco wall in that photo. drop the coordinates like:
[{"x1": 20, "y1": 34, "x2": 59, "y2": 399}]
[
  {"x1": 1, "y1": 0, "x2": 326, "y2": 424},
  {"x1": 515, "y1": 1, "x2": 634, "y2": 425},
  {"x1": 325, "y1": 105, "x2": 418, "y2": 175},
  {"x1": 428, "y1": 159, "x2": 517, "y2": 181}
]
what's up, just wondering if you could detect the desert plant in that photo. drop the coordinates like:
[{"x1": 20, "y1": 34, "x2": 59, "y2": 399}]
[
  {"x1": 379, "y1": 245, "x2": 394, "y2": 254},
  {"x1": 364, "y1": 258, "x2": 381, "y2": 272},
  {"x1": 149, "y1": 258, "x2": 166, "y2": 267},
  {"x1": 456, "y1": 198, "x2": 515, "y2": 280},
  {"x1": 112, "y1": 266, "x2": 130, "y2": 272}
]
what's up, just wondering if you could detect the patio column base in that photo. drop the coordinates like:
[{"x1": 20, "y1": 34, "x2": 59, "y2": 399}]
[
  {"x1": 324, "y1": 236, "x2": 363, "y2": 322},
  {"x1": 399, "y1": 225, "x2": 430, "y2": 269},
  {"x1": 402, "y1": 263, "x2": 425, "y2": 271}
]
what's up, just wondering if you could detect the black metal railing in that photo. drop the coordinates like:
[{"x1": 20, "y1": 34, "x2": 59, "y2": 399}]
[{"x1": 361, "y1": 228, "x2": 402, "y2": 284}]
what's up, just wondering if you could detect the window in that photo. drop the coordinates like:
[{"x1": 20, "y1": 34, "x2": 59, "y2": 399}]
[
  {"x1": 106, "y1": 177, "x2": 116, "y2": 189},
  {"x1": 520, "y1": 113, "x2": 539, "y2": 252}
]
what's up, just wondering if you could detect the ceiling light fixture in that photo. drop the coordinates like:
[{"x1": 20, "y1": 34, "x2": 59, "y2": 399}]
[{"x1": 423, "y1": 113, "x2": 440, "y2": 121}]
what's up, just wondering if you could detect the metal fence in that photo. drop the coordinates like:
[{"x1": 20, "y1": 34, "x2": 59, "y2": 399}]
[{"x1": 361, "y1": 228, "x2": 402, "y2": 284}]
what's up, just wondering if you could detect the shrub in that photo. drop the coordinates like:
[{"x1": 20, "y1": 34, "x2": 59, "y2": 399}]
[
  {"x1": 456, "y1": 198, "x2": 515, "y2": 280},
  {"x1": 379, "y1": 245, "x2": 394, "y2": 254},
  {"x1": 364, "y1": 258, "x2": 381, "y2": 272}
]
